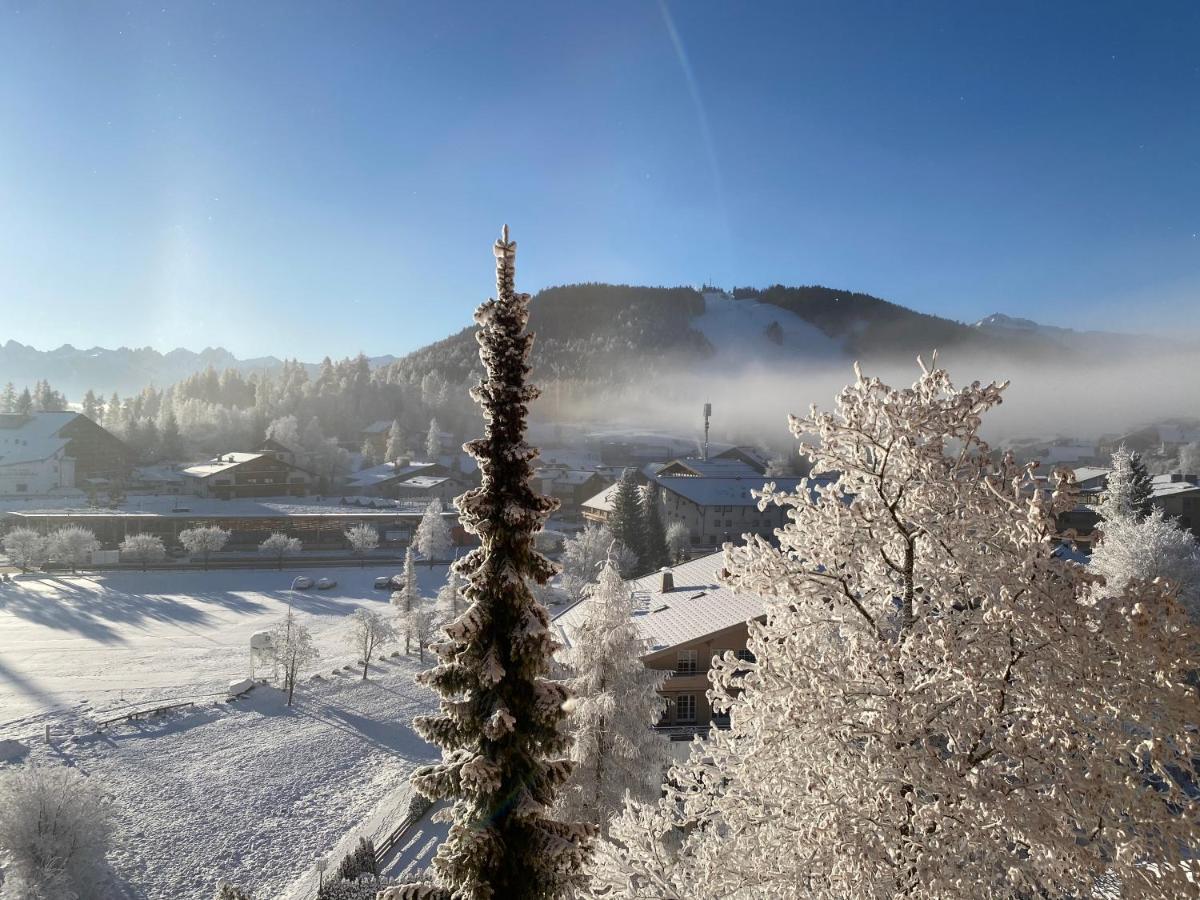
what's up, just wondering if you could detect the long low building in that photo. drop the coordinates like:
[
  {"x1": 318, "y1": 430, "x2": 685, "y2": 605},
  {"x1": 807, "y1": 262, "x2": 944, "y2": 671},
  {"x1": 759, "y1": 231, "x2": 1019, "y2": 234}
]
[
  {"x1": 583, "y1": 461, "x2": 809, "y2": 548},
  {"x1": 1, "y1": 495, "x2": 460, "y2": 550},
  {"x1": 554, "y1": 551, "x2": 766, "y2": 743}
]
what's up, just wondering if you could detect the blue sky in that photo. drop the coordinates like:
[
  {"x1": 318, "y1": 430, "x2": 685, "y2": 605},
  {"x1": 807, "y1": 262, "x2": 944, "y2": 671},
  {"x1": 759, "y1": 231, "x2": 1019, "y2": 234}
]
[{"x1": 1, "y1": 1, "x2": 1196, "y2": 360}]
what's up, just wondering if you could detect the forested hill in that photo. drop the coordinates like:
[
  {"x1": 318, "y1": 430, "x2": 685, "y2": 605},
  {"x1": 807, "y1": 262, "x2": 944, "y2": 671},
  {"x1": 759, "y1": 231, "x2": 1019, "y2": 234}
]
[{"x1": 383, "y1": 281, "x2": 1054, "y2": 390}]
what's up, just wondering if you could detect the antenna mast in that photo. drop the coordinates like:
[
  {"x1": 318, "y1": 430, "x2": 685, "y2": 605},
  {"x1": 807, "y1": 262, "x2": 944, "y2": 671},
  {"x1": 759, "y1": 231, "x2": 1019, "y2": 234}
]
[{"x1": 703, "y1": 402, "x2": 712, "y2": 460}]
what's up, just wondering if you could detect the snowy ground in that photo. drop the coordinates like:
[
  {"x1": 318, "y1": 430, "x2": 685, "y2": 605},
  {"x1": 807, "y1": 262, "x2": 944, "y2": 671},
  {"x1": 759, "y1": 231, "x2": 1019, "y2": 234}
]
[
  {"x1": 0, "y1": 565, "x2": 452, "y2": 899},
  {"x1": 0, "y1": 564, "x2": 448, "y2": 727},
  {"x1": 691, "y1": 291, "x2": 844, "y2": 366}
]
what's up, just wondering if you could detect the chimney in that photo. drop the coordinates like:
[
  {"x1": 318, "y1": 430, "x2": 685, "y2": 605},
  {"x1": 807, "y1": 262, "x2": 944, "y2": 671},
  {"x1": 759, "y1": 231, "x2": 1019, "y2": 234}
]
[{"x1": 659, "y1": 568, "x2": 674, "y2": 593}]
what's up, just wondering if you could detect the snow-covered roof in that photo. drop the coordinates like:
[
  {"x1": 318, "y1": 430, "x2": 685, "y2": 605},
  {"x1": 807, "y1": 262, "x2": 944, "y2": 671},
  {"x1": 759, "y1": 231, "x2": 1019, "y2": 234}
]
[
  {"x1": 1070, "y1": 466, "x2": 1111, "y2": 483},
  {"x1": 553, "y1": 552, "x2": 766, "y2": 652},
  {"x1": 654, "y1": 457, "x2": 762, "y2": 478},
  {"x1": 658, "y1": 475, "x2": 806, "y2": 508},
  {"x1": 0, "y1": 411, "x2": 78, "y2": 466},
  {"x1": 1151, "y1": 475, "x2": 1200, "y2": 498},
  {"x1": 181, "y1": 452, "x2": 265, "y2": 479},
  {"x1": 396, "y1": 475, "x2": 451, "y2": 489},
  {"x1": 347, "y1": 461, "x2": 439, "y2": 489}
]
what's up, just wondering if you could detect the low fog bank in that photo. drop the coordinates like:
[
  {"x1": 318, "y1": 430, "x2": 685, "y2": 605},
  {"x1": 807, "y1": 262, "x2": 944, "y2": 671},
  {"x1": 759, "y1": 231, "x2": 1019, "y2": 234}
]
[{"x1": 539, "y1": 348, "x2": 1200, "y2": 455}]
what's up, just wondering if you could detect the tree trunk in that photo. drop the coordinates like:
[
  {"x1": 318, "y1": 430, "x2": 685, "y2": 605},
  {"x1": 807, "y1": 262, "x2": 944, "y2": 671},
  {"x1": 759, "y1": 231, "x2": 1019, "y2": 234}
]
[{"x1": 362, "y1": 655, "x2": 370, "y2": 680}]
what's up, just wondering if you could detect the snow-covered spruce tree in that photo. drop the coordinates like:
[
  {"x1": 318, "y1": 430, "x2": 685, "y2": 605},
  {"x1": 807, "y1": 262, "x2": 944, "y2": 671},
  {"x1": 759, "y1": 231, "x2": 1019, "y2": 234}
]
[
  {"x1": 588, "y1": 361, "x2": 1199, "y2": 900},
  {"x1": 1099, "y1": 443, "x2": 1155, "y2": 522},
  {"x1": 415, "y1": 498, "x2": 454, "y2": 564},
  {"x1": 392, "y1": 546, "x2": 422, "y2": 652},
  {"x1": 1091, "y1": 506, "x2": 1200, "y2": 620},
  {"x1": 388, "y1": 227, "x2": 592, "y2": 900},
  {"x1": 640, "y1": 481, "x2": 669, "y2": 573},
  {"x1": 607, "y1": 470, "x2": 646, "y2": 576},
  {"x1": 1179, "y1": 440, "x2": 1200, "y2": 475},
  {"x1": 435, "y1": 569, "x2": 467, "y2": 624},
  {"x1": 426, "y1": 417, "x2": 442, "y2": 461},
  {"x1": 214, "y1": 882, "x2": 253, "y2": 900},
  {"x1": 386, "y1": 419, "x2": 406, "y2": 466},
  {"x1": 559, "y1": 560, "x2": 667, "y2": 836}
]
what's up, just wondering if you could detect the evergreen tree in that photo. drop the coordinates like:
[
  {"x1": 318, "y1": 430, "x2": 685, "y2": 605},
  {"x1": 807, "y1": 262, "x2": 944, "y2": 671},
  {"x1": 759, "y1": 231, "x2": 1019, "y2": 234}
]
[
  {"x1": 434, "y1": 569, "x2": 466, "y2": 624},
  {"x1": 607, "y1": 470, "x2": 646, "y2": 576},
  {"x1": 559, "y1": 560, "x2": 667, "y2": 836},
  {"x1": 360, "y1": 438, "x2": 379, "y2": 469},
  {"x1": 401, "y1": 227, "x2": 592, "y2": 900},
  {"x1": 214, "y1": 882, "x2": 253, "y2": 899},
  {"x1": 159, "y1": 408, "x2": 184, "y2": 460},
  {"x1": 391, "y1": 546, "x2": 422, "y2": 652},
  {"x1": 107, "y1": 392, "x2": 121, "y2": 427},
  {"x1": 1099, "y1": 444, "x2": 1155, "y2": 523},
  {"x1": 15, "y1": 387, "x2": 33, "y2": 415},
  {"x1": 425, "y1": 417, "x2": 442, "y2": 460},
  {"x1": 640, "y1": 481, "x2": 669, "y2": 572},
  {"x1": 0, "y1": 382, "x2": 15, "y2": 413},
  {"x1": 386, "y1": 419, "x2": 406, "y2": 466},
  {"x1": 81, "y1": 389, "x2": 100, "y2": 421},
  {"x1": 1128, "y1": 449, "x2": 1154, "y2": 519},
  {"x1": 414, "y1": 498, "x2": 453, "y2": 564}
]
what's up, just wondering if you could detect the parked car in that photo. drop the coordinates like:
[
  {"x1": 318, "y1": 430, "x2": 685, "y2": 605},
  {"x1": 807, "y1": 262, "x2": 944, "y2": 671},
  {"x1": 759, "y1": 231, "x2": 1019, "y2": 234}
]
[
  {"x1": 316, "y1": 577, "x2": 336, "y2": 590},
  {"x1": 373, "y1": 575, "x2": 391, "y2": 590},
  {"x1": 291, "y1": 575, "x2": 314, "y2": 590}
]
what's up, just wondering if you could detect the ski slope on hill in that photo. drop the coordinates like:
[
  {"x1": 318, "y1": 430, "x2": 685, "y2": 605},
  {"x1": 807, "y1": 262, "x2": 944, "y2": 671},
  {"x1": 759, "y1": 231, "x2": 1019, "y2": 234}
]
[{"x1": 691, "y1": 291, "x2": 845, "y2": 366}]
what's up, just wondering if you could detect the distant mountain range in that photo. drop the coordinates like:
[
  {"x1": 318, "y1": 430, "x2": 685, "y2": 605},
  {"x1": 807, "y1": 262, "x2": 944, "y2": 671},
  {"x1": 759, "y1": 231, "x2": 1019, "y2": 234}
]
[
  {"x1": 0, "y1": 340, "x2": 398, "y2": 399},
  {"x1": 4, "y1": 285, "x2": 1190, "y2": 401}
]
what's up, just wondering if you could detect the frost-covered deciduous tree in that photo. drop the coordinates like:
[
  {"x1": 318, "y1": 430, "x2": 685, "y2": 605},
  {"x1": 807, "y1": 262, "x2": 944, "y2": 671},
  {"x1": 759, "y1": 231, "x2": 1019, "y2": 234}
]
[
  {"x1": 589, "y1": 361, "x2": 1199, "y2": 900},
  {"x1": 414, "y1": 499, "x2": 453, "y2": 564},
  {"x1": 1099, "y1": 444, "x2": 1155, "y2": 522},
  {"x1": 409, "y1": 597, "x2": 437, "y2": 662},
  {"x1": 1091, "y1": 507, "x2": 1200, "y2": 619},
  {"x1": 273, "y1": 606, "x2": 318, "y2": 705},
  {"x1": 608, "y1": 470, "x2": 646, "y2": 576},
  {"x1": 1179, "y1": 441, "x2": 1200, "y2": 475},
  {"x1": 179, "y1": 525, "x2": 230, "y2": 571},
  {"x1": 560, "y1": 525, "x2": 631, "y2": 604},
  {"x1": 120, "y1": 533, "x2": 165, "y2": 572},
  {"x1": 259, "y1": 532, "x2": 302, "y2": 570},
  {"x1": 344, "y1": 523, "x2": 380, "y2": 566},
  {"x1": 392, "y1": 227, "x2": 592, "y2": 900},
  {"x1": 559, "y1": 560, "x2": 666, "y2": 835},
  {"x1": 0, "y1": 765, "x2": 115, "y2": 900},
  {"x1": 4, "y1": 527, "x2": 46, "y2": 573},
  {"x1": 46, "y1": 526, "x2": 99, "y2": 574},
  {"x1": 391, "y1": 546, "x2": 423, "y2": 652},
  {"x1": 347, "y1": 608, "x2": 396, "y2": 679},
  {"x1": 664, "y1": 520, "x2": 690, "y2": 565}
]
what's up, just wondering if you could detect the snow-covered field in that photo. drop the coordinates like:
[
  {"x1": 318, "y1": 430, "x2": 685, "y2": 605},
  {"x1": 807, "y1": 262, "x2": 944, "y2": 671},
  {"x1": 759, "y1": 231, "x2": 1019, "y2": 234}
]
[{"x1": 0, "y1": 565, "x2": 451, "y2": 898}]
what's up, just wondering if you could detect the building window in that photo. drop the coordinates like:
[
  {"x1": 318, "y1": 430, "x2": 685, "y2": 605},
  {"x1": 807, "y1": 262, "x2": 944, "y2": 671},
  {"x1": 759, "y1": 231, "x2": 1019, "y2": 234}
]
[
  {"x1": 676, "y1": 648, "x2": 697, "y2": 674},
  {"x1": 736, "y1": 649, "x2": 756, "y2": 664},
  {"x1": 675, "y1": 694, "x2": 696, "y2": 723}
]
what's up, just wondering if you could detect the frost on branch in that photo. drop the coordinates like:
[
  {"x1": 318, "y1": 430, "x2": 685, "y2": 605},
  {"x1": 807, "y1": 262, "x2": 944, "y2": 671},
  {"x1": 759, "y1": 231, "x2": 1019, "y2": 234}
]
[
  {"x1": 406, "y1": 226, "x2": 593, "y2": 900},
  {"x1": 587, "y1": 360, "x2": 1198, "y2": 900}
]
